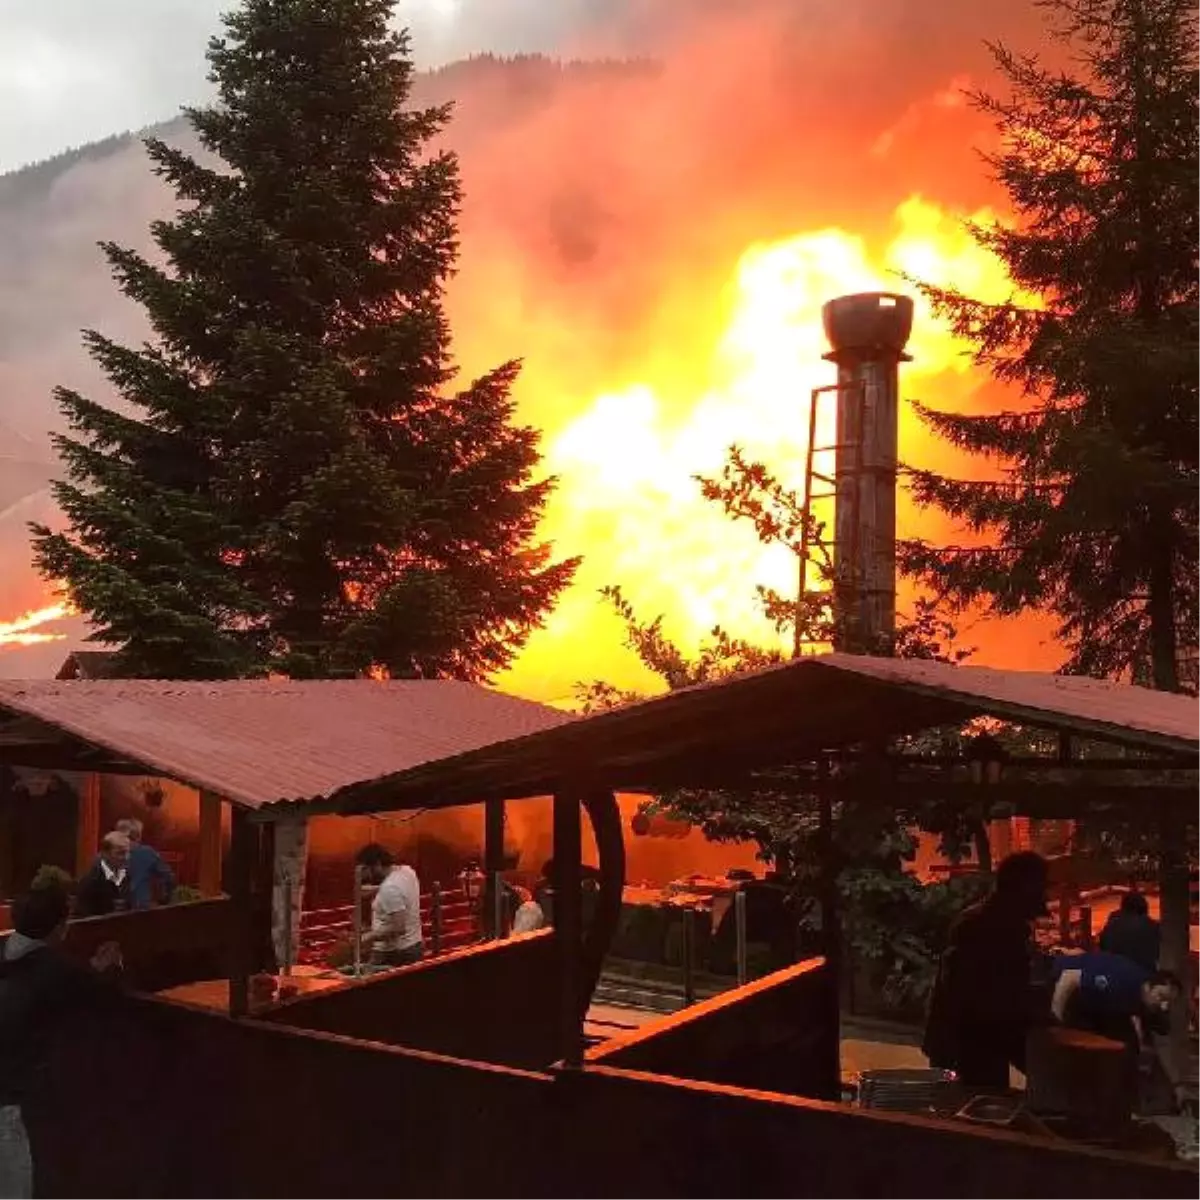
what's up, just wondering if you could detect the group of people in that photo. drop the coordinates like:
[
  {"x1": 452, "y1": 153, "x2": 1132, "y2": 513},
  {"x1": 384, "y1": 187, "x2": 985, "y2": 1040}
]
[
  {"x1": 351, "y1": 845, "x2": 569, "y2": 967},
  {"x1": 923, "y1": 850, "x2": 1184, "y2": 1099},
  {"x1": 74, "y1": 818, "x2": 175, "y2": 917}
]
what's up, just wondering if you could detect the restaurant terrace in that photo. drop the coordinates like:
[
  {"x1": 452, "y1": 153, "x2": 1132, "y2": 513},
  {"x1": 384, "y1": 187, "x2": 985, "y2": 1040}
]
[{"x1": 0, "y1": 654, "x2": 1195, "y2": 1197}]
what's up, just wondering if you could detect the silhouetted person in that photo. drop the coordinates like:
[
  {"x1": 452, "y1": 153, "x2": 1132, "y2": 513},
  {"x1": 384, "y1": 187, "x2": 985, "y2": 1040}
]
[
  {"x1": 1098, "y1": 891, "x2": 1161, "y2": 974},
  {"x1": 75, "y1": 832, "x2": 132, "y2": 917},
  {"x1": 923, "y1": 851, "x2": 1050, "y2": 1090},
  {"x1": 0, "y1": 885, "x2": 122, "y2": 1197},
  {"x1": 115, "y1": 818, "x2": 175, "y2": 909}
]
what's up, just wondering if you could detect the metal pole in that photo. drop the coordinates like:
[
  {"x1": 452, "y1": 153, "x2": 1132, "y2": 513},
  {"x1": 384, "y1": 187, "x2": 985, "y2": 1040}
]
[
  {"x1": 351, "y1": 863, "x2": 364, "y2": 979},
  {"x1": 682, "y1": 907, "x2": 696, "y2": 1007},
  {"x1": 281, "y1": 873, "x2": 295, "y2": 977},
  {"x1": 431, "y1": 881, "x2": 443, "y2": 956},
  {"x1": 493, "y1": 871, "x2": 506, "y2": 941},
  {"x1": 735, "y1": 888, "x2": 748, "y2": 986}
]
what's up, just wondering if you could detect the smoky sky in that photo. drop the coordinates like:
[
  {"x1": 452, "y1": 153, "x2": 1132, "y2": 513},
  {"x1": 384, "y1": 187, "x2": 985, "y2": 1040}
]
[
  {"x1": 0, "y1": 0, "x2": 1054, "y2": 677},
  {"x1": 0, "y1": 0, "x2": 627, "y2": 174}
]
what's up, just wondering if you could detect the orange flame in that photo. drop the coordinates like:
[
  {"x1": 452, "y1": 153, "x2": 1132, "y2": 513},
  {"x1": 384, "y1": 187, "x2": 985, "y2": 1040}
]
[{"x1": 501, "y1": 196, "x2": 1037, "y2": 700}]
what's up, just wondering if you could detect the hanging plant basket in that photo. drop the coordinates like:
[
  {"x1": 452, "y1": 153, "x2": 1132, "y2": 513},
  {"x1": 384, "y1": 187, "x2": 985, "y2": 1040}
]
[{"x1": 140, "y1": 781, "x2": 166, "y2": 809}]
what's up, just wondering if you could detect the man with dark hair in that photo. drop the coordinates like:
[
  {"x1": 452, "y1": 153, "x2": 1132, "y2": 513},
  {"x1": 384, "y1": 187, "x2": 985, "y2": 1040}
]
[
  {"x1": 1049, "y1": 951, "x2": 1184, "y2": 1110},
  {"x1": 923, "y1": 851, "x2": 1051, "y2": 1089},
  {"x1": 0, "y1": 886, "x2": 122, "y2": 1197},
  {"x1": 355, "y1": 843, "x2": 423, "y2": 968},
  {"x1": 1098, "y1": 891, "x2": 1161, "y2": 974},
  {"x1": 1050, "y1": 952, "x2": 1181, "y2": 1048}
]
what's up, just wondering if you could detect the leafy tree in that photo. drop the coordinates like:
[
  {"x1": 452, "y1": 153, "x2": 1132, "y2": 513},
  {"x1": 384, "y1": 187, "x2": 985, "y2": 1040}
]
[
  {"x1": 32, "y1": 0, "x2": 576, "y2": 679},
  {"x1": 579, "y1": 449, "x2": 986, "y2": 1010}
]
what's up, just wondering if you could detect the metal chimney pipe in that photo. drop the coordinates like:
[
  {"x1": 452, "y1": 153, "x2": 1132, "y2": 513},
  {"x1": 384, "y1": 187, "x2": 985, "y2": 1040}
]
[{"x1": 821, "y1": 292, "x2": 914, "y2": 653}]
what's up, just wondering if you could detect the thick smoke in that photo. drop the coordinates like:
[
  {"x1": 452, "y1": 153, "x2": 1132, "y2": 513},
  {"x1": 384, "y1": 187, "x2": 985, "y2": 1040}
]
[{"x1": 0, "y1": 0, "x2": 1057, "y2": 681}]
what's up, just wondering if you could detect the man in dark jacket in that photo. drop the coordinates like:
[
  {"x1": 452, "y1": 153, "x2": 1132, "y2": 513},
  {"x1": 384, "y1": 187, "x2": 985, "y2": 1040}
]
[
  {"x1": 1098, "y1": 891, "x2": 1161, "y2": 974},
  {"x1": 0, "y1": 885, "x2": 122, "y2": 1197},
  {"x1": 115, "y1": 818, "x2": 175, "y2": 909},
  {"x1": 75, "y1": 831, "x2": 132, "y2": 917},
  {"x1": 923, "y1": 851, "x2": 1051, "y2": 1090}
]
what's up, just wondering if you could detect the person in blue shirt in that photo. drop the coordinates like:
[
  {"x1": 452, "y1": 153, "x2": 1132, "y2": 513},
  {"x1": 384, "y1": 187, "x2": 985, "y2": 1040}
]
[
  {"x1": 1049, "y1": 950, "x2": 1180, "y2": 1051},
  {"x1": 114, "y1": 818, "x2": 175, "y2": 909}
]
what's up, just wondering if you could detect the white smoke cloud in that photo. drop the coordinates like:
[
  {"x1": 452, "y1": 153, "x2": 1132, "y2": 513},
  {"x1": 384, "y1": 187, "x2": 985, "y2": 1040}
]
[{"x1": 0, "y1": 0, "x2": 616, "y2": 174}]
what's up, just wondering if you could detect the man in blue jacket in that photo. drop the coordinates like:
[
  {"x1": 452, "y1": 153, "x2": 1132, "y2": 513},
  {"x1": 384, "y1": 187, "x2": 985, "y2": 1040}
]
[{"x1": 115, "y1": 818, "x2": 175, "y2": 909}]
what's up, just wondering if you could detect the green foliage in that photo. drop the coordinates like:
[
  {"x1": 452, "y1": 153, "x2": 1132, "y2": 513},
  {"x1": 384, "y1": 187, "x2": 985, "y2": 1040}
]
[
  {"x1": 579, "y1": 446, "x2": 985, "y2": 1012},
  {"x1": 169, "y1": 885, "x2": 205, "y2": 905},
  {"x1": 32, "y1": 0, "x2": 576, "y2": 680},
  {"x1": 900, "y1": 0, "x2": 1199, "y2": 692}
]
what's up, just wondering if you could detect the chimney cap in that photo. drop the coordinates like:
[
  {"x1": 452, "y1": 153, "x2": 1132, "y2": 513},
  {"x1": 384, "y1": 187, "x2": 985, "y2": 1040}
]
[{"x1": 823, "y1": 292, "x2": 914, "y2": 358}]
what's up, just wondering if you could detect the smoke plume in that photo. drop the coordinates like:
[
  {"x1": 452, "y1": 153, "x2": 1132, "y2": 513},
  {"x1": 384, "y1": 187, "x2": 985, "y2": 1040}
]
[{"x1": 0, "y1": 0, "x2": 1061, "y2": 685}]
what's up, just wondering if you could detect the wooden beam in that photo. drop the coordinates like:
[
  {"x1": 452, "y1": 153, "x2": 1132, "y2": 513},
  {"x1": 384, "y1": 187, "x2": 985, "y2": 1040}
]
[
  {"x1": 1158, "y1": 809, "x2": 1191, "y2": 1090},
  {"x1": 0, "y1": 746, "x2": 148, "y2": 774},
  {"x1": 75, "y1": 772, "x2": 102, "y2": 876},
  {"x1": 484, "y1": 797, "x2": 506, "y2": 938},
  {"x1": 553, "y1": 790, "x2": 584, "y2": 1070},
  {"x1": 227, "y1": 807, "x2": 255, "y2": 1019},
  {"x1": 198, "y1": 790, "x2": 224, "y2": 898},
  {"x1": 816, "y1": 757, "x2": 841, "y2": 1102}
]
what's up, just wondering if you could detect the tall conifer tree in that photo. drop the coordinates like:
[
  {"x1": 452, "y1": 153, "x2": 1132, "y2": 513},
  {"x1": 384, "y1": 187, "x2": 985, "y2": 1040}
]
[
  {"x1": 34, "y1": 0, "x2": 577, "y2": 679},
  {"x1": 902, "y1": 0, "x2": 1198, "y2": 692},
  {"x1": 902, "y1": 0, "x2": 1197, "y2": 1080}
]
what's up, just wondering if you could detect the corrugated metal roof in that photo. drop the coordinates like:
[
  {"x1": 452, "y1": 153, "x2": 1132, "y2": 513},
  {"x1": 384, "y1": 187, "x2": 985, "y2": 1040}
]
[
  {"x1": 0, "y1": 679, "x2": 573, "y2": 809},
  {"x1": 321, "y1": 654, "x2": 1198, "y2": 816},
  {"x1": 821, "y1": 654, "x2": 1199, "y2": 749}
]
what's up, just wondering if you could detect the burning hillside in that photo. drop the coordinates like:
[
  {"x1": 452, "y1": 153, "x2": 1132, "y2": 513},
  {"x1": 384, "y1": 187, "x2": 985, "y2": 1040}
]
[{"x1": 0, "y1": 1, "x2": 1062, "y2": 689}]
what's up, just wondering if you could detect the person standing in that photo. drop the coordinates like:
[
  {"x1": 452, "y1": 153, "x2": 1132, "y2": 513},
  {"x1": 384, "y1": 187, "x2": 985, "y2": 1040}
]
[
  {"x1": 355, "y1": 844, "x2": 423, "y2": 968},
  {"x1": 923, "y1": 851, "x2": 1051, "y2": 1089},
  {"x1": 0, "y1": 885, "x2": 123, "y2": 1198},
  {"x1": 75, "y1": 832, "x2": 132, "y2": 917},
  {"x1": 1098, "y1": 891, "x2": 1161, "y2": 974},
  {"x1": 115, "y1": 818, "x2": 175, "y2": 909}
]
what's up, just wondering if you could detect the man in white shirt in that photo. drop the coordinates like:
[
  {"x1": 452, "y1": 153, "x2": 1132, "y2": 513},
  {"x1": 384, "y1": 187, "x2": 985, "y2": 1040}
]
[{"x1": 355, "y1": 843, "x2": 424, "y2": 968}]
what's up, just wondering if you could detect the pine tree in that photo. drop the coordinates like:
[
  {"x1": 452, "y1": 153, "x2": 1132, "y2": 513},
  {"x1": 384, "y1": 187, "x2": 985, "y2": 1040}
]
[
  {"x1": 33, "y1": 0, "x2": 577, "y2": 680},
  {"x1": 902, "y1": 0, "x2": 1197, "y2": 1084},
  {"x1": 901, "y1": 0, "x2": 1198, "y2": 693}
]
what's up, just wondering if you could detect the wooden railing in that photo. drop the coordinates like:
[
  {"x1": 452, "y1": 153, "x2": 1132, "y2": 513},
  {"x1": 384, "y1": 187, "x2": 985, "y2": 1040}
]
[{"x1": 298, "y1": 884, "x2": 480, "y2": 965}]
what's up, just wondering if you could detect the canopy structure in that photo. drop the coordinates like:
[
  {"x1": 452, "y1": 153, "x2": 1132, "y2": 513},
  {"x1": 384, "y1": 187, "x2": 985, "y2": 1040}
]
[
  {"x1": 0, "y1": 678, "x2": 572, "y2": 808},
  {"x1": 280, "y1": 654, "x2": 1183, "y2": 1081},
  {"x1": 302, "y1": 654, "x2": 1198, "y2": 817}
]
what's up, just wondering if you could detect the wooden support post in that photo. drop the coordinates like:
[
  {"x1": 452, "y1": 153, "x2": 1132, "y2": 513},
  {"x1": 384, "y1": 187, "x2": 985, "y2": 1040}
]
[
  {"x1": 553, "y1": 790, "x2": 584, "y2": 1069},
  {"x1": 75, "y1": 772, "x2": 101, "y2": 876},
  {"x1": 198, "y1": 790, "x2": 224, "y2": 897},
  {"x1": 1158, "y1": 811, "x2": 1191, "y2": 1089},
  {"x1": 484, "y1": 797, "x2": 506, "y2": 939},
  {"x1": 228, "y1": 807, "x2": 255, "y2": 1019},
  {"x1": 817, "y1": 757, "x2": 842, "y2": 1102}
]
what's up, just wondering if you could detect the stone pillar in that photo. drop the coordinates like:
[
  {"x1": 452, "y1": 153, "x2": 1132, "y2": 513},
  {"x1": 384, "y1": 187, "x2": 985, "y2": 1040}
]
[{"x1": 271, "y1": 816, "x2": 309, "y2": 972}]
